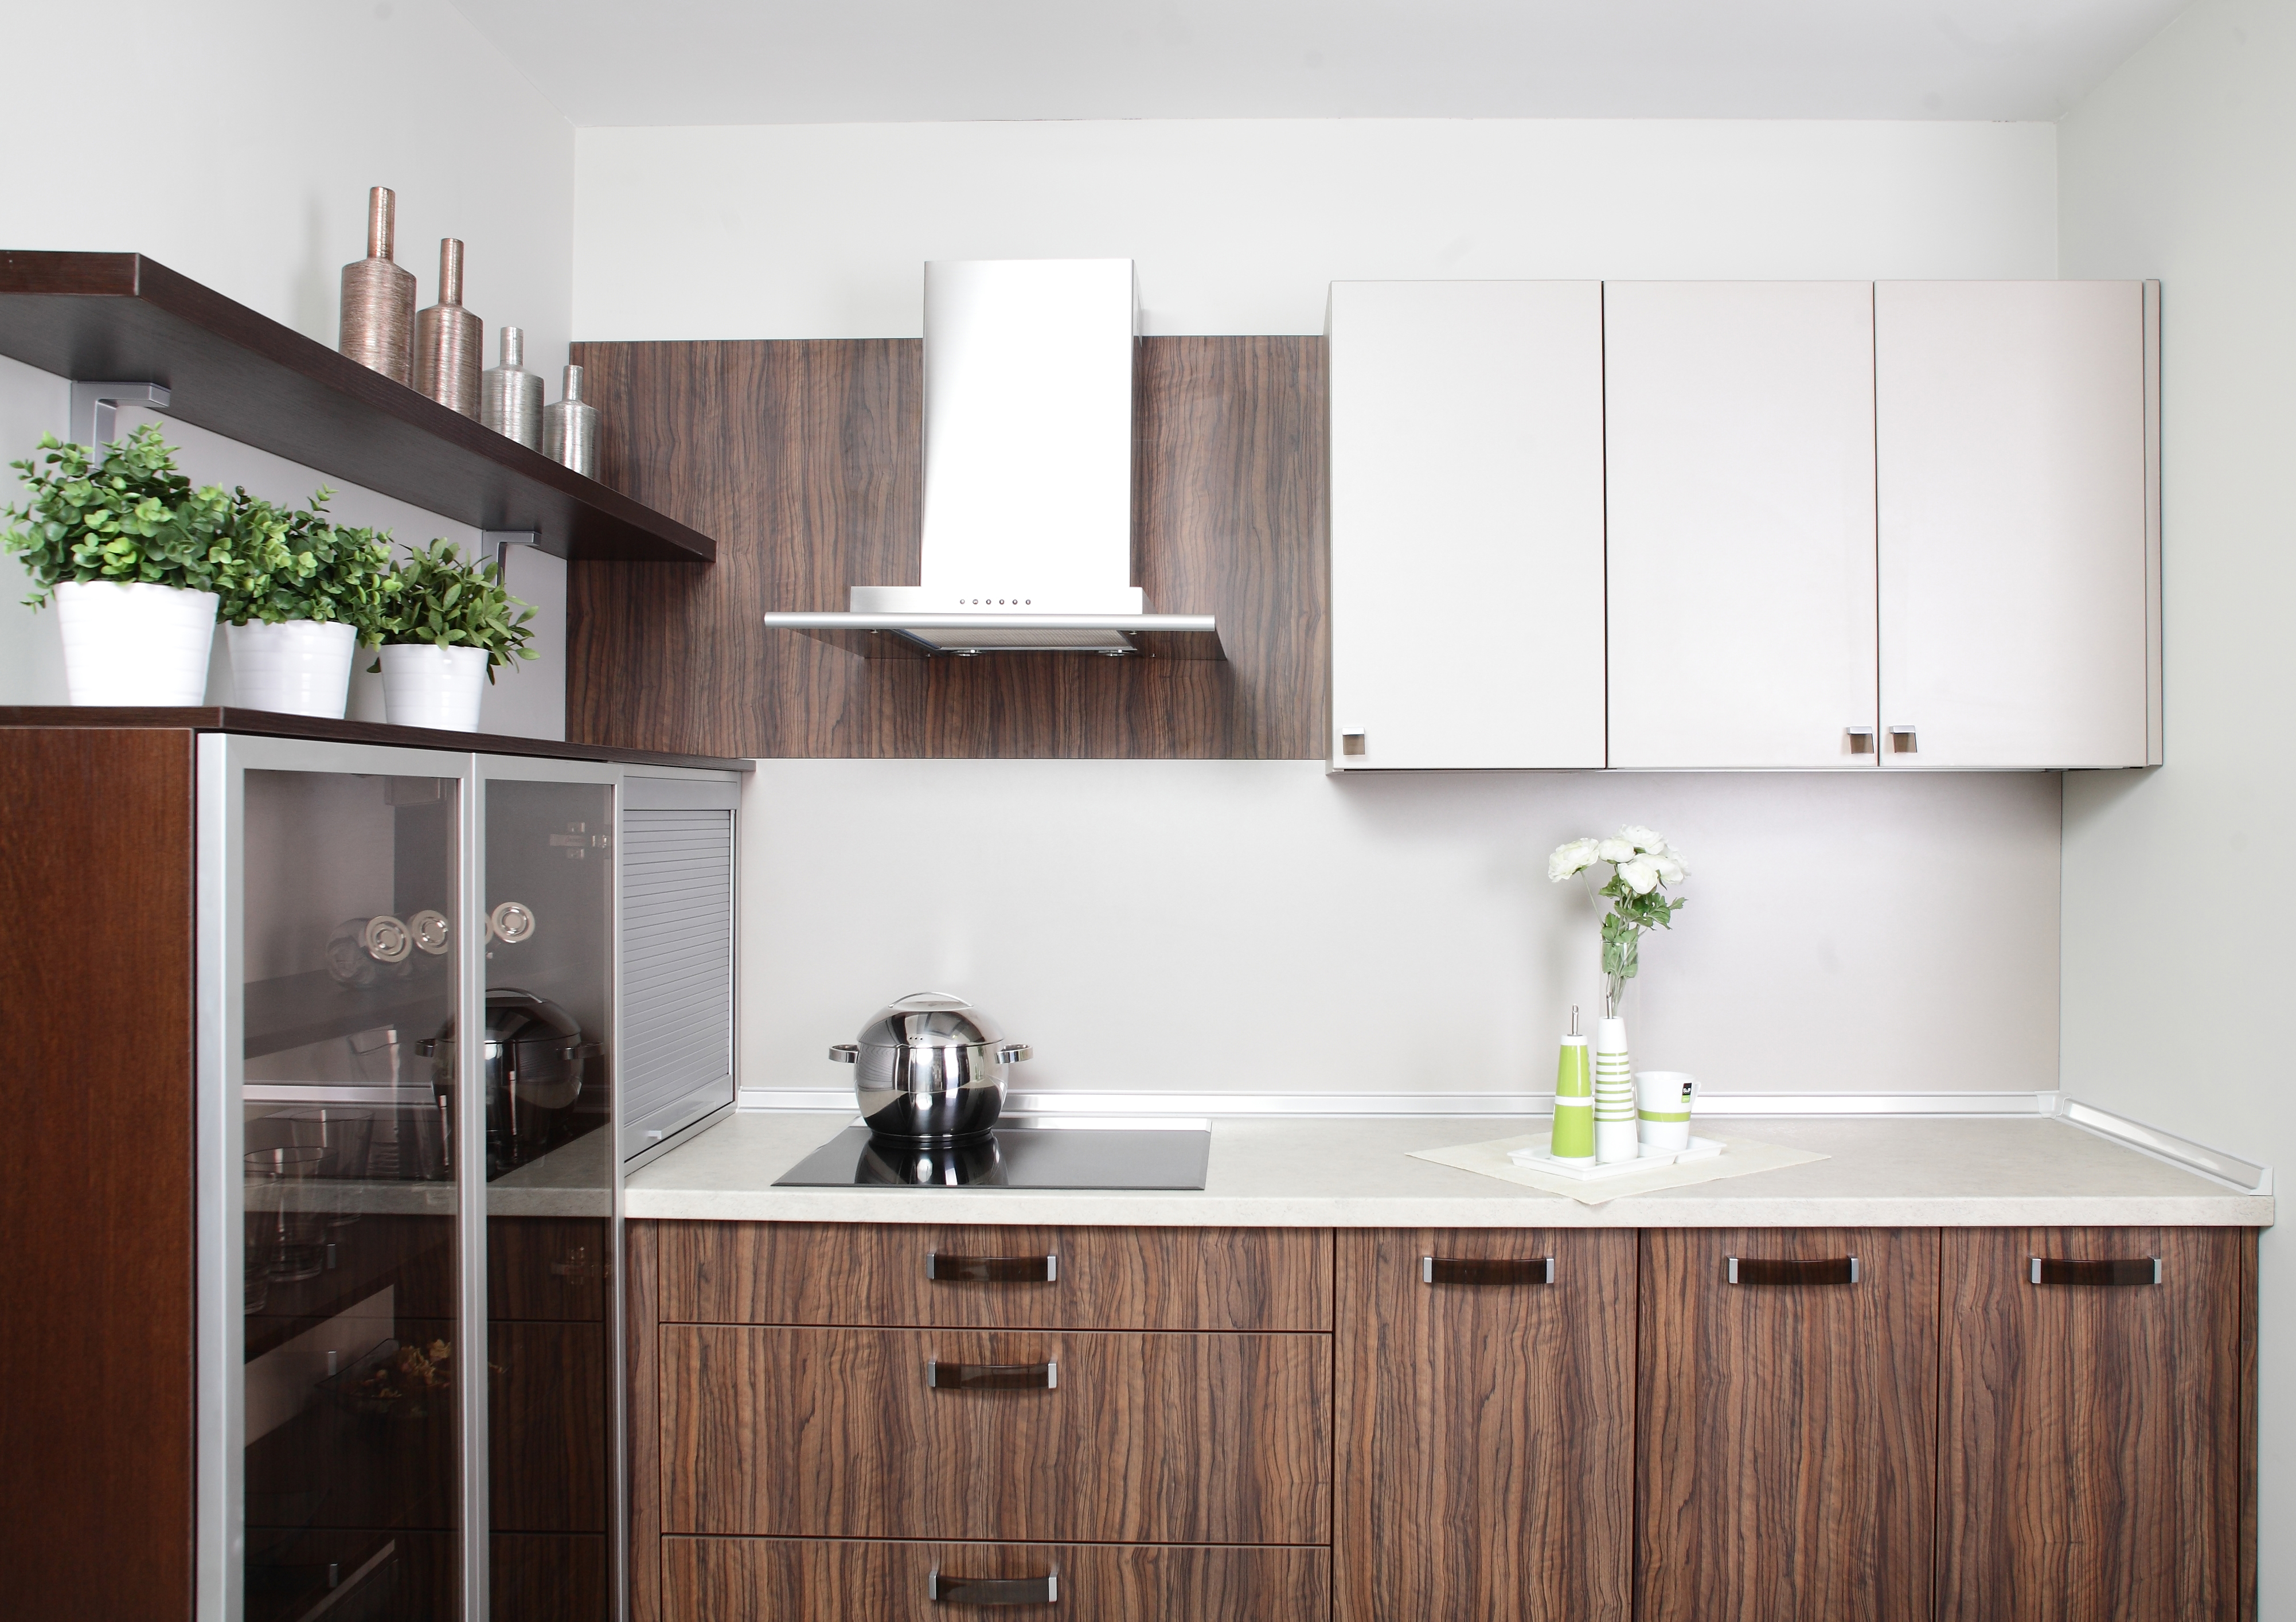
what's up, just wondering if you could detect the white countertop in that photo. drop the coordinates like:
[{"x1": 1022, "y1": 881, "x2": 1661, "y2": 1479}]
[{"x1": 623, "y1": 1112, "x2": 2274, "y2": 1228}]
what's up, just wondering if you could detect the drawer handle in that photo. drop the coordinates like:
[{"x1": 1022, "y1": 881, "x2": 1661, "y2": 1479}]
[
  {"x1": 1727, "y1": 1256, "x2": 1859, "y2": 1286},
  {"x1": 927, "y1": 1252, "x2": 1059, "y2": 1284},
  {"x1": 929, "y1": 1569, "x2": 1059, "y2": 1605},
  {"x1": 1422, "y1": 1256, "x2": 1555, "y2": 1286},
  {"x1": 926, "y1": 1359, "x2": 1057, "y2": 1391},
  {"x1": 2031, "y1": 1256, "x2": 2161, "y2": 1286}
]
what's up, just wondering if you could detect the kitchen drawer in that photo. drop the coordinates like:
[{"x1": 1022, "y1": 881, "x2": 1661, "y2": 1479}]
[
  {"x1": 663, "y1": 1536, "x2": 1330, "y2": 1621},
  {"x1": 656, "y1": 1221, "x2": 1331, "y2": 1331},
  {"x1": 661, "y1": 1325, "x2": 1331, "y2": 1544}
]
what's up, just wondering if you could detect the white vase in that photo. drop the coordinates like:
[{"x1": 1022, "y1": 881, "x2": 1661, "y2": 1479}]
[
  {"x1": 227, "y1": 621, "x2": 358, "y2": 718},
  {"x1": 1594, "y1": 1016, "x2": 1639, "y2": 1164},
  {"x1": 53, "y1": 579, "x2": 219, "y2": 705},
  {"x1": 379, "y1": 642, "x2": 487, "y2": 731}
]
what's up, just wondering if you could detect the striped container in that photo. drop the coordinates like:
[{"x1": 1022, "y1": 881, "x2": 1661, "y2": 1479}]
[
  {"x1": 1594, "y1": 1016, "x2": 1638, "y2": 1164},
  {"x1": 1551, "y1": 1032, "x2": 1594, "y2": 1165}
]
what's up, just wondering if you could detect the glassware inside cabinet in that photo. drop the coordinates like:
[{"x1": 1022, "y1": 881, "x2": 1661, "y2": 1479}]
[
  {"x1": 478, "y1": 778, "x2": 615, "y2": 1621},
  {"x1": 240, "y1": 769, "x2": 460, "y2": 1622}
]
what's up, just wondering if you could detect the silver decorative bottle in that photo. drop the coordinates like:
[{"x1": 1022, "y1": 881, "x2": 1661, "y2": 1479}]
[
  {"x1": 542, "y1": 364, "x2": 599, "y2": 478},
  {"x1": 481, "y1": 326, "x2": 543, "y2": 449},
  {"x1": 339, "y1": 187, "x2": 415, "y2": 384},
  {"x1": 413, "y1": 239, "x2": 483, "y2": 418}
]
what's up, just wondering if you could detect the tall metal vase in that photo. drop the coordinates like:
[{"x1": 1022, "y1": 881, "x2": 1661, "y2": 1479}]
[
  {"x1": 414, "y1": 239, "x2": 483, "y2": 418},
  {"x1": 542, "y1": 364, "x2": 600, "y2": 478},
  {"x1": 338, "y1": 187, "x2": 415, "y2": 384},
  {"x1": 481, "y1": 326, "x2": 543, "y2": 449}
]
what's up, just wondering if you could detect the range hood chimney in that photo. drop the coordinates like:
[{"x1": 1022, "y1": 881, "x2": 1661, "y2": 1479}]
[{"x1": 763, "y1": 259, "x2": 1222, "y2": 659}]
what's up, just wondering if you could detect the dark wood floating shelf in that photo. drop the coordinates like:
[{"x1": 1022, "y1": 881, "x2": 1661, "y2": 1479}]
[
  {"x1": 0, "y1": 251, "x2": 714, "y2": 564},
  {"x1": 0, "y1": 707, "x2": 754, "y2": 773}
]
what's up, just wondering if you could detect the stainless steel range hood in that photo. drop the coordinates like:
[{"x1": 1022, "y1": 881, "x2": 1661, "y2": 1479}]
[{"x1": 763, "y1": 259, "x2": 1223, "y2": 660}]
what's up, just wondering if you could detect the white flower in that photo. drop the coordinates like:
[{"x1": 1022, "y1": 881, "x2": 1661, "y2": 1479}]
[
  {"x1": 1651, "y1": 852, "x2": 1686, "y2": 886},
  {"x1": 1547, "y1": 837, "x2": 1601, "y2": 883},
  {"x1": 1598, "y1": 837, "x2": 1637, "y2": 864},
  {"x1": 1620, "y1": 825, "x2": 1668, "y2": 853},
  {"x1": 1618, "y1": 857, "x2": 1660, "y2": 894}
]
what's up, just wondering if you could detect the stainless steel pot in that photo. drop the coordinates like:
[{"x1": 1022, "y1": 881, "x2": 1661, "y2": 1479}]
[{"x1": 831, "y1": 992, "x2": 1032, "y2": 1144}]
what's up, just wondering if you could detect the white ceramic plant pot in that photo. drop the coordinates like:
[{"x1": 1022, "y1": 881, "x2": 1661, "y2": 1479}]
[
  {"x1": 379, "y1": 642, "x2": 487, "y2": 731},
  {"x1": 227, "y1": 620, "x2": 358, "y2": 719},
  {"x1": 54, "y1": 579, "x2": 219, "y2": 705}
]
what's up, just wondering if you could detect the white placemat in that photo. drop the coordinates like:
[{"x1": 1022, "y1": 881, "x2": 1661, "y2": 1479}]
[{"x1": 1411, "y1": 1130, "x2": 1830, "y2": 1207}]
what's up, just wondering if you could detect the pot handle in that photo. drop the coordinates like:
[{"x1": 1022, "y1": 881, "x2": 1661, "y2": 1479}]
[
  {"x1": 828, "y1": 1044, "x2": 859, "y2": 1064},
  {"x1": 996, "y1": 1043, "x2": 1033, "y2": 1065},
  {"x1": 560, "y1": 1042, "x2": 603, "y2": 1060}
]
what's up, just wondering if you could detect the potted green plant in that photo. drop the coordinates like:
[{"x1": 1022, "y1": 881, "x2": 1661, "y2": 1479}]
[
  {"x1": 218, "y1": 488, "x2": 400, "y2": 718},
  {"x1": 2, "y1": 426, "x2": 237, "y2": 704},
  {"x1": 370, "y1": 538, "x2": 537, "y2": 730}
]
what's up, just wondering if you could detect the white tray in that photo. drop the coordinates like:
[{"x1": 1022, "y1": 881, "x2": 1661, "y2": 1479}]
[{"x1": 1508, "y1": 1134, "x2": 1725, "y2": 1181}]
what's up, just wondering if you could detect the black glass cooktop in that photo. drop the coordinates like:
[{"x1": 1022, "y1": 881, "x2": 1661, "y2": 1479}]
[{"x1": 774, "y1": 1126, "x2": 1211, "y2": 1190}]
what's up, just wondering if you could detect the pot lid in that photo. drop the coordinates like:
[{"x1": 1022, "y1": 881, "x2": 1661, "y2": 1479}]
[{"x1": 853, "y1": 992, "x2": 1009, "y2": 1051}]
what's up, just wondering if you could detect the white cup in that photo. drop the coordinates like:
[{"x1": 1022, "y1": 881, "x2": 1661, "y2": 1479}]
[{"x1": 1637, "y1": 1071, "x2": 1697, "y2": 1152}]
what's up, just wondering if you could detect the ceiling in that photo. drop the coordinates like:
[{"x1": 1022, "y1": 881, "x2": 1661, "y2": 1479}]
[{"x1": 450, "y1": 0, "x2": 2188, "y2": 126}]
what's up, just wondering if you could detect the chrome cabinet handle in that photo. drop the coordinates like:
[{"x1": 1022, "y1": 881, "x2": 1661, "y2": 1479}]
[
  {"x1": 1422, "y1": 1256, "x2": 1555, "y2": 1286},
  {"x1": 1727, "y1": 1256, "x2": 1859, "y2": 1286},
  {"x1": 930, "y1": 1569, "x2": 1059, "y2": 1605},
  {"x1": 1845, "y1": 727, "x2": 1876, "y2": 755},
  {"x1": 2031, "y1": 1256, "x2": 2160, "y2": 1286},
  {"x1": 926, "y1": 1359, "x2": 1057, "y2": 1391},
  {"x1": 928, "y1": 1252, "x2": 1057, "y2": 1284},
  {"x1": 827, "y1": 1044, "x2": 858, "y2": 1063},
  {"x1": 1887, "y1": 725, "x2": 1919, "y2": 754}
]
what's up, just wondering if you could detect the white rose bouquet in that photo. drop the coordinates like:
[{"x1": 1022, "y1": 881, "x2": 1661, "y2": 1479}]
[{"x1": 1548, "y1": 825, "x2": 1689, "y2": 1018}]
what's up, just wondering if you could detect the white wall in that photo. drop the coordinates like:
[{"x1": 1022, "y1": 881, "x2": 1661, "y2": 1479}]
[
  {"x1": 744, "y1": 761, "x2": 2064, "y2": 1097},
  {"x1": 2056, "y1": 0, "x2": 2293, "y2": 1608},
  {"x1": 576, "y1": 118, "x2": 2058, "y2": 338},
  {"x1": 0, "y1": 0, "x2": 575, "y2": 736},
  {"x1": 583, "y1": 115, "x2": 2074, "y2": 1104}
]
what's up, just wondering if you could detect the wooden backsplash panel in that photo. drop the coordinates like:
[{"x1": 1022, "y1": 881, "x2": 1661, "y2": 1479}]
[{"x1": 567, "y1": 336, "x2": 1326, "y2": 758}]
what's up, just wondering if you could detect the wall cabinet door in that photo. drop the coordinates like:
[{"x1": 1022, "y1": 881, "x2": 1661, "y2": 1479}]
[
  {"x1": 1327, "y1": 280, "x2": 1607, "y2": 770},
  {"x1": 1636, "y1": 1227, "x2": 1938, "y2": 1622},
  {"x1": 1604, "y1": 283, "x2": 1880, "y2": 769},
  {"x1": 1935, "y1": 1227, "x2": 2255, "y2": 1622},
  {"x1": 1876, "y1": 281, "x2": 2158, "y2": 768},
  {"x1": 1337, "y1": 1228, "x2": 1634, "y2": 1621}
]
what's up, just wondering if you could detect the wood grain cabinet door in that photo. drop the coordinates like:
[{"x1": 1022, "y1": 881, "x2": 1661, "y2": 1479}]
[
  {"x1": 1635, "y1": 1227, "x2": 1940, "y2": 1622},
  {"x1": 1337, "y1": 1229, "x2": 1635, "y2": 1621},
  {"x1": 664, "y1": 1537, "x2": 1329, "y2": 1622},
  {"x1": 1935, "y1": 1226, "x2": 2257, "y2": 1622},
  {"x1": 661, "y1": 1325, "x2": 1330, "y2": 1543}
]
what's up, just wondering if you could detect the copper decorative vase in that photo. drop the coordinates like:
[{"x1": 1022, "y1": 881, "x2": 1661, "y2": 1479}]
[
  {"x1": 481, "y1": 326, "x2": 543, "y2": 449},
  {"x1": 542, "y1": 364, "x2": 599, "y2": 478},
  {"x1": 414, "y1": 239, "x2": 483, "y2": 418},
  {"x1": 339, "y1": 187, "x2": 415, "y2": 384}
]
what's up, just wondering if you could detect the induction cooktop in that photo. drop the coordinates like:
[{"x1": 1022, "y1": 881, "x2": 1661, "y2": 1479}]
[{"x1": 773, "y1": 1125, "x2": 1211, "y2": 1190}]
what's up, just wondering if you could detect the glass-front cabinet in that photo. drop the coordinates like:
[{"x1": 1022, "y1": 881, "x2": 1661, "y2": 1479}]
[{"x1": 206, "y1": 739, "x2": 738, "y2": 1622}]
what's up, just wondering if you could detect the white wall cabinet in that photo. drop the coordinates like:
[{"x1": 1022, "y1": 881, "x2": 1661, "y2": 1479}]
[
  {"x1": 1875, "y1": 281, "x2": 2161, "y2": 769},
  {"x1": 1325, "y1": 279, "x2": 2159, "y2": 773},
  {"x1": 1327, "y1": 280, "x2": 1607, "y2": 771},
  {"x1": 1603, "y1": 282, "x2": 1881, "y2": 769}
]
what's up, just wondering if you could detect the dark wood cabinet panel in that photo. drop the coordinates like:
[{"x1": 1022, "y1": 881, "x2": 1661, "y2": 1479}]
[
  {"x1": 489, "y1": 1321, "x2": 609, "y2": 1533},
  {"x1": 565, "y1": 336, "x2": 1327, "y2": 759},
  {"x1": 490, "y1": 1216, "x2": 610, "y2": 1323},
  {"x1": 657, "y1": 1220, "x2": 1331, "y2": 1331},
  {"x1": 1635, "y1": 1227, "x2": 1940, "y2": 1622},
  {"x1": 1336, "y1": 1228, "x2": 1635, "y2": 1622},
  {"x1": 0, "y1": 727, "x2": 196, "y2": 1622},
  {"x1": 1935, "y1": 1226, "x2": 2256, "y2": 1622},
  {"x1": 491, "y1": 1532, "x2": 607, "y2": 1622},
  {"x1": 661, "y1": 1325, "x2": 1330, "y2": 1544},
  {"x1": 628, "y1": 1223, "x2": 666, "y2": 1622},
  {"x1": 663, "y1": 1535, "x2": 1330, "y2": 1622}
]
